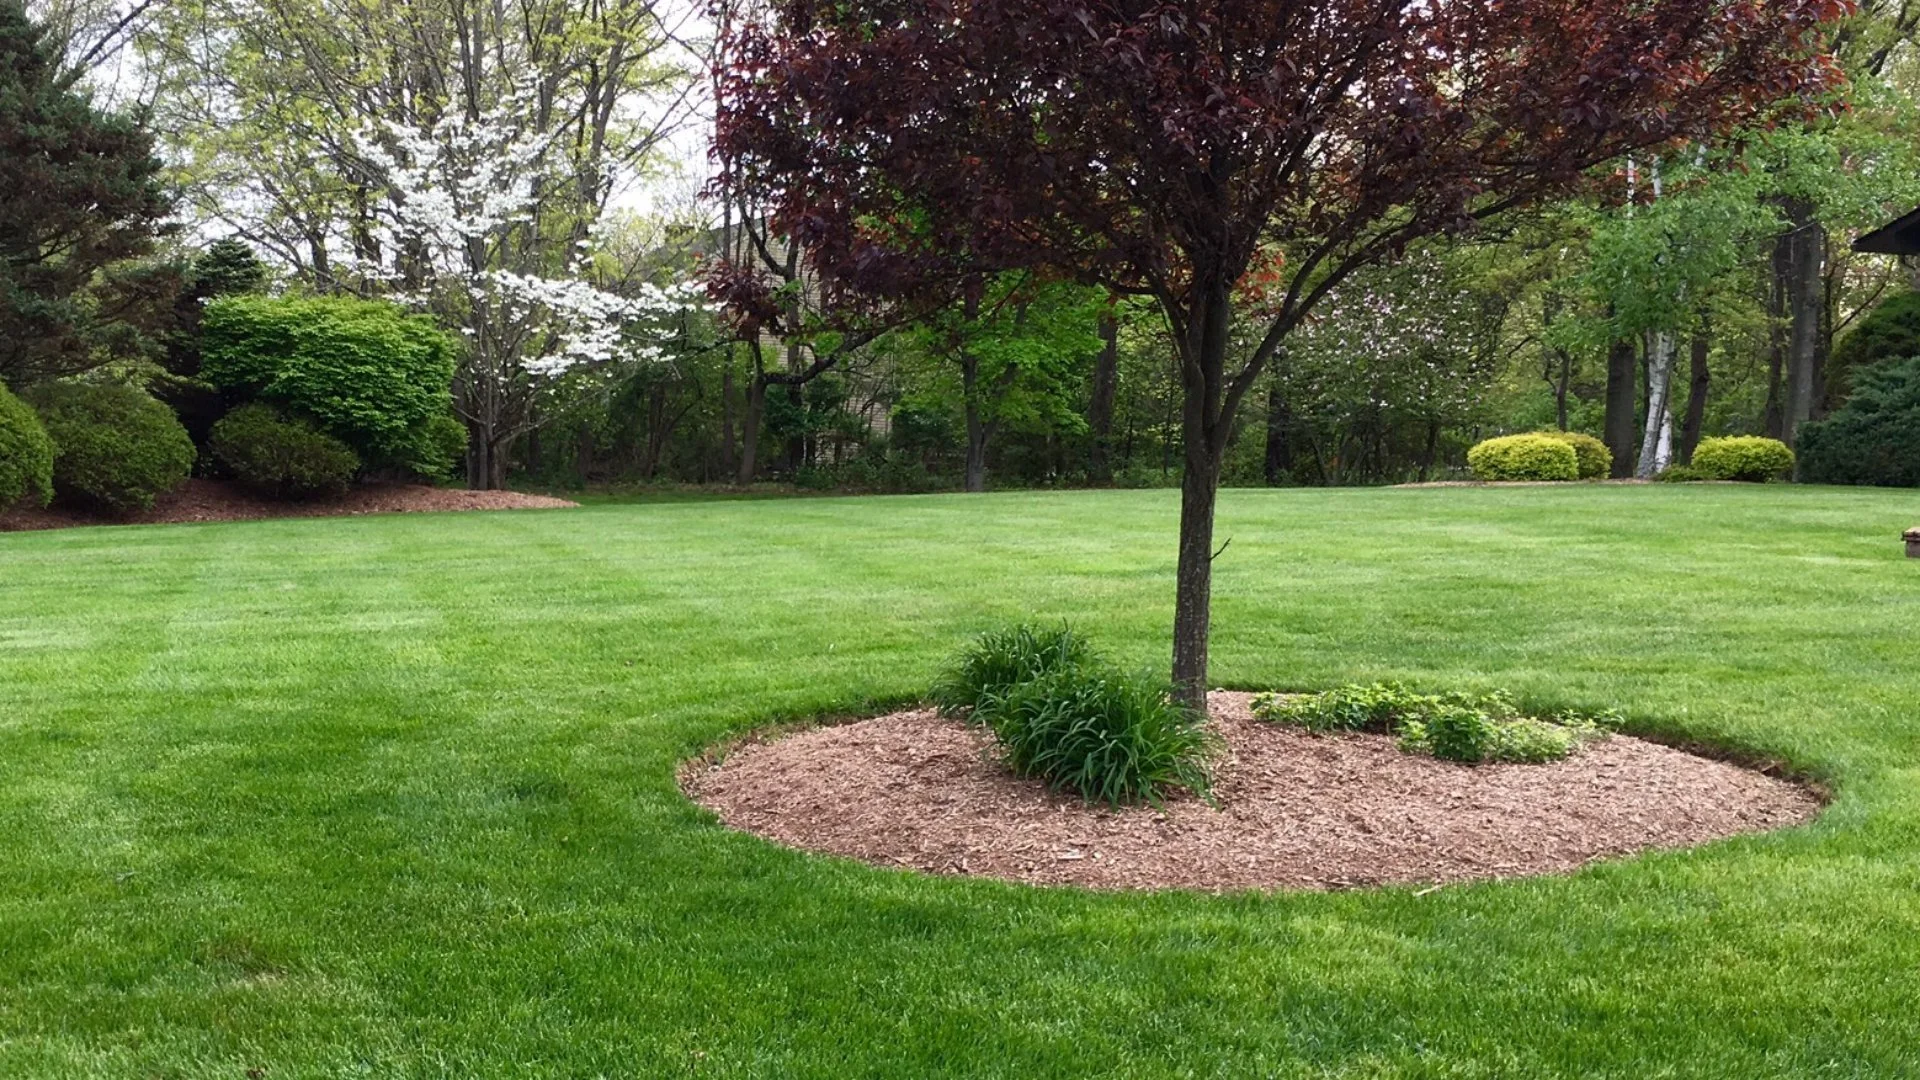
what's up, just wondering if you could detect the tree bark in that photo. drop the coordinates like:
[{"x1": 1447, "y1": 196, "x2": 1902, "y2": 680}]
[
  {"x1": 1263, "y1": 378, "x2": 1292, "y2": 486},
  {"x1": 1780, "y1": 196, "x2": 1824, "y2": 446},
  {"x1": 962, "y1": 354, "x2": 989, "y2": 493},
  {"x1": 1086, "y1": 312, "x2": 1119, "y2": 484},
  {"x1": 737, "y1": 375, "x2": 766, "y2": 485},
  {"x1": 1170, "y1": 280, "x2": 1234, "y2": 708},
  {"x1": 1636, "y1": 330, "x2": 1677, "y2": 478},
  {"x1": 721, "y1": 355, "x2": 737, "y2": 480},
  {"x1": 1679, "y1": 328, "x2": 1711, "y2": 464},
  {"x1": 1603, "y1": 337, "x2": 1638, "y2": 478}
]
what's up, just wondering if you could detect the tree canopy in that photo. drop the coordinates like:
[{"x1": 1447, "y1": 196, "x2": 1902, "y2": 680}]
[{"x1": 714, "y1": 0, "x2": 1849, "y2": 700}]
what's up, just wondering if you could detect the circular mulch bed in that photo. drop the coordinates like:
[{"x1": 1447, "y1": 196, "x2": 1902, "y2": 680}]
[
  {"x1": 683, "y1": 692, "x2": 1822, "y2": 892},
  {"x1": 0, "y1": 478, "x2": 576, "y2": 532}
]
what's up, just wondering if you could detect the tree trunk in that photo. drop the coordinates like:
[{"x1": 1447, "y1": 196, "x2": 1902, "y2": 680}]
[
  {"x1": 1086, "y1": 313, "x2": 1119, "y2": 484},
  {"x1": 785, "y1": 381, "x2": 805, "y2": 473},
  {"x1": 1781, "y1": 196, "x2": 1824, "y2": 446},
  {"x1": 1263, "y1": 379, "x2": 1292, "y2": 486},
  {"x1": 721, "y1": 356, "x2": 737, "y2": 480},
  {"x1": 1172, "y1": 404, "x2": 1219, "y2": 708},
  {"x1": 1170, "y1": 281, "x2": 1234, "y2": 708},
  {"x1": 1763, "y1": 226, "x2": 1789, "y2": 439},
  {"x1": 1636, "y1": 331, "x2": 1677, "y2": 478},
  {"x1": 737, "y1": 376, "x2": 766, "y2": 485},
  {"x1": 961, "y1": 354, "x2": 988, "y2": 492},
  {"x1": 1417, "y1": 418, "x2": 1440, "y2": 482},
  {"x1": 1679, "y1": 328, "x2": 1711, "y2": 464},
  {"x1": 1603, "y1": 337, "x2": 1638, "y2": 478}
]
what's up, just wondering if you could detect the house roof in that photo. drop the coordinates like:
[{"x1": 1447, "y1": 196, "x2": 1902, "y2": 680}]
[{"x1": 1854, "y1": 205, "x2": 1920, "y2": 255}]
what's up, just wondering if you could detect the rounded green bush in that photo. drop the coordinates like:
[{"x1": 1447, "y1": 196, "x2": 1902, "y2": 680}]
[
  {"x1": 32, "y1": 382, "x2": 194, "y2": 513},
  {"x1": 1691, "y1": 436, "x2": 1794, "y2": 483},
  {"x1": 209, "y1": 404, "x2": 360, "y2": 499},
  {"x1": 1466, "y1": 434, "x2": 1579, "y2": 482},
  {"x1": 982, "y1": 667, "x2": 1214, "y2": 807},
  {"x1": 0, "y1": 383, "x2": 54, "y2": 509},
  {"x1": 1534, "y1": 430, "x2": 1612, "y2": 479}
]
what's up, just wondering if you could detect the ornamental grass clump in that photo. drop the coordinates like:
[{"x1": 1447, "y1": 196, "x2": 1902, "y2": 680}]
[
  {"x1": 981, "y1": 667, "x2": 1215, "y2": 807},
  {"x1": 932, "y1": 625, "x2": 1215, "y2": 806},
  {"x1": 930, "y1": 623, "x2": 1094, "y2": 717},
  {"x1": 1252, "y1": 683, "x2": 1615, "y2": 764}
]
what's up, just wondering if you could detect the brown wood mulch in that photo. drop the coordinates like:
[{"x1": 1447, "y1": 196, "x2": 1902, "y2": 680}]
[
  {"x1": 0, "y1": 478, "x2": 576, "y2": 532},
  {"x1": 683, "y1": 692, "x2": 1822, "y2": 893}
]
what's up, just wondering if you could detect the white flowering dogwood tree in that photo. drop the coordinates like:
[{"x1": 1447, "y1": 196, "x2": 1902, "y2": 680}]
[
  {"x1": 351, "y1": 103, "x2": 705, "y2": 488},
  {"x1": 142, "y1": 0, "x2": 704, "y2": 488}
]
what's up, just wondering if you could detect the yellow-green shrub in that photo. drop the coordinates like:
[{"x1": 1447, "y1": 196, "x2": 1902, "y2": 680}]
[
  {"x1": 1534, "y1": 430, "x2": 1612, "y2": 479},
  {"x1": 0, "y1": 383, "x2": 53, "y2": 509},
  {"x1": 1691, "y1": 436, "x2": 1794, "y2": 483},
  {"x1": 1467, "y1": 434, "x2": 1578, "y2": 482}
]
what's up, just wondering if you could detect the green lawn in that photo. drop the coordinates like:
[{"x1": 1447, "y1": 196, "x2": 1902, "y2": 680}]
[{"x1": 3, "y1": 485, "x2": 1919, "y2": 1078}]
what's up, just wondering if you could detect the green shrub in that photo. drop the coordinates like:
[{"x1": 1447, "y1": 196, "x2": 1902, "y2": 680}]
[
  {"x1": 1826, "y1": 290, "x2": 1920, "y2": 410},
  {"x1": 209, "y1": 405, "x2": 360, "y2": 499},
  {"x1": 931, "y1": 623, "x2": 1093, "y2": 716},
  {"x1": 1691, "y1": 436, "x2": 1794, "y2": 482},
  {"x1": 983, "y1": 667, "x2": 1214, "y2": 806},
  {"x1": 410, "y1": 412, "x2": 469, "y2": 482},
  {"x1": 200, "y1": 296, "x2": 455, "y2": 469},
  {"x1": 0, "y1": 383, "x2": 53, "y2": 509},
  {"x1": 1467, "y1": 434, "x2": 1579, "y2": 482},
  {"x1": 1254, "y1": 683, "x2": 1611, "y2": 765},
  {"x1": 32, "y1": 382, "x2": 193, "y2": 513},
  {"x1": 1797, "y1": 356, "x2": 1920, "y2": 488},
  {"x1": 1251, "y1": 683, "x2": 1422, "y2": 733},
  {"x1": 1656, "y1": 464, "x2": 1709, "y2": 483},
  {"x1": 1534, "y1": 430, "x2": 1612, "y2": 479}
]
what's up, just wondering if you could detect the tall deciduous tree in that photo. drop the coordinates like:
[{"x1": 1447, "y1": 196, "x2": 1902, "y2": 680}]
[{"x1": 714, "y1": 0, "x2": 1846, "y2": 703}]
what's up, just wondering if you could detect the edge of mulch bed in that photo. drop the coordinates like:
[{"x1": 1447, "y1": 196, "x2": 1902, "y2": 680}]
[
  {"x1": 682, "y1": 691, "x2": 1825, "y2": 894},
  {"x1": 0, "y1": 478, "x2": 577, "y2": 532}
]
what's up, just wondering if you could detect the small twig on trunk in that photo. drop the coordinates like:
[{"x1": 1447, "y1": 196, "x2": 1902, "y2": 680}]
[{"x1": 1210, "y1": 537, "x2": 1232, "y2": 561}]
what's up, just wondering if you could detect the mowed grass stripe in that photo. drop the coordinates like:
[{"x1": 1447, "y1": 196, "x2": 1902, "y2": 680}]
[{"x1": 1, "y1": 485, "x2": 1918, "y2": 1077}]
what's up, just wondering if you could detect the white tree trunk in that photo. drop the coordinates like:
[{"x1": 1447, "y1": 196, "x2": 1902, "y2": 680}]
[{"x1": 1637, "y1": 331, "x2": 1677, "y2": 478}]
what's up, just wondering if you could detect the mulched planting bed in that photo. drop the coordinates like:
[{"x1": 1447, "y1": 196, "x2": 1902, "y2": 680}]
[
  {"x1": 1, "y1": 478, "x2": 576, "y2": 531},
  {"x1": 684, "y1": 691, "x2": 1822, "y2": 892}
]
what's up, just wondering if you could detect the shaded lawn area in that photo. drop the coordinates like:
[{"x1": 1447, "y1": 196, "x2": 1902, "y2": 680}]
[{"x1": 2, "y1": 484, "x2": 1918, "y2": 1078}]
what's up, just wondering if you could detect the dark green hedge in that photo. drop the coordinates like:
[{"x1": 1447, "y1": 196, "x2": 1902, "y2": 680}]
[
  {"x1": 1798, "y1": 356, "x2": 1920, "y2": 488},
  {"x1": 209, "y1": 404, "x2": 361, "y2": 499},
  {"x1": 33, "y1": 381, "x2": 194, "y2": 513}
]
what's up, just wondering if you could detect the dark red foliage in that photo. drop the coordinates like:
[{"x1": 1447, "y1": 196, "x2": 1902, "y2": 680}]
[
  {"x1": 712, "y1": 0, "x2": 1849, "y2": 698},
  {"x1": 717, "y1": 0, "x2": 1843, "y2": 336}
]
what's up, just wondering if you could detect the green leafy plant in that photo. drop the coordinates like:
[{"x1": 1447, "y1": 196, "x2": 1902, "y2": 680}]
[
  {"x1": 983, "y1": 667, "x2": 1214, "y2": 806},
  {"x1": 1796, "y1": 356, "x2": 1920, "y2": 488},
  {"x1": 1825, "y1": 290, "x2": 1920, "y2": 410},
  {"x1": 1534, "y1": 430, "x2": 1612, "y2": 479},
  {"x1": 209, "y1": 404, "x2": 361, "y2": 499},
  {"x1": 1690, "y1": 436, "x2": 1794, "y2": 482},
  {"x1": 200, "y1": 295, "x2": 455, "y2": 470},
  {"x1": 930, "y1": 623, "x2": 1093, "y2": 716},
  {"x1": 1467, "y1": 434, "x2": 1579, "y2": 482},
  {"x1": 1250, "y1": 683, "x2": 1422, "y2": 733},
  {"x1": 0, "y1": 383, "x2": 53, "y2": 509},
  {"x1": 31, "y1": 381, "x2": 194, "y2": 513},
  {"x1": 1656, "y1": 464, "x2": 1710, "y2": 483},
  {"x1": 1254, "y1": 683, "x2": 1613, "y2": 764}
]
